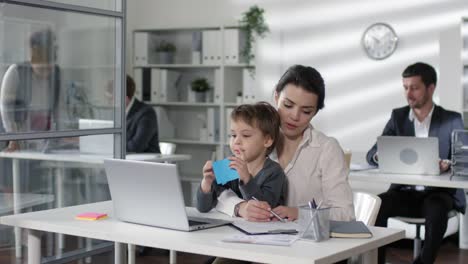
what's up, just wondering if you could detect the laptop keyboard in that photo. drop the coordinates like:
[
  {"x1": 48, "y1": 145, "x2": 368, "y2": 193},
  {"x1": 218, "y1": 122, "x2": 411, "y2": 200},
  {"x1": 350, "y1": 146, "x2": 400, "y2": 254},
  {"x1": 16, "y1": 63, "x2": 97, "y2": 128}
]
[{"x1": 189, "y1": 219, "x2": 209, "y2": 226}]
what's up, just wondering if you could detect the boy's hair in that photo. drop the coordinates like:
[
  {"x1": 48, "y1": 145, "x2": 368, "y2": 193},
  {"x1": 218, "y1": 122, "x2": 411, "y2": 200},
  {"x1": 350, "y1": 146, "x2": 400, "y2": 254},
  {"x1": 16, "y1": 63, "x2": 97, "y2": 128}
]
[{"x1": 230, "y1": 102, "x2": 280, "y2": 155}]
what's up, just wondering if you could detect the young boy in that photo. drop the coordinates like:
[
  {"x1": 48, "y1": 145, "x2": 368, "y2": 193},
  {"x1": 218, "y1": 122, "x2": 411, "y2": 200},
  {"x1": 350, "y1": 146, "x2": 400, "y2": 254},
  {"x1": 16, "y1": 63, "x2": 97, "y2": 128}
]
[{"x1": 196, "y1": 102, "x2": 286, "y2": 217}]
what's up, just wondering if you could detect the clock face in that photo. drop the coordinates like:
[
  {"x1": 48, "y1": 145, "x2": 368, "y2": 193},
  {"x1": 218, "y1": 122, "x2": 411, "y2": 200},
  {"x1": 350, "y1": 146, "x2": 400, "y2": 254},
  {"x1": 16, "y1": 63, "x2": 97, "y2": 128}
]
[{"x1": 362, "y1": 23, "x2": 398, "y2": 60}]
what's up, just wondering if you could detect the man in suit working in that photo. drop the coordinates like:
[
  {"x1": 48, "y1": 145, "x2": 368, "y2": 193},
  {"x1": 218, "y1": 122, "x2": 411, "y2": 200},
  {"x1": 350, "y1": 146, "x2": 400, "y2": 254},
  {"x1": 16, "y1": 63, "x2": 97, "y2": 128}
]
[
  {"x1": 126, "y1": 75, "x2": 160, "y2": 153},
  {"x1": 366, "y1": 62, "x2": 466, "y2": 264}
]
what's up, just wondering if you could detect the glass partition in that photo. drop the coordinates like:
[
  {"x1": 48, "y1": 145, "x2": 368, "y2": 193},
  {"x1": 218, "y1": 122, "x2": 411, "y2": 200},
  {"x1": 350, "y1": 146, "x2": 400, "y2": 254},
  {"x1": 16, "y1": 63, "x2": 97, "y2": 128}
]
[
  {"x1": 0, "y1": 3, "x2": 122, "y2": 137},
  {"x1": 0, "y1": 1, "x2": 124, "y2": 262}
]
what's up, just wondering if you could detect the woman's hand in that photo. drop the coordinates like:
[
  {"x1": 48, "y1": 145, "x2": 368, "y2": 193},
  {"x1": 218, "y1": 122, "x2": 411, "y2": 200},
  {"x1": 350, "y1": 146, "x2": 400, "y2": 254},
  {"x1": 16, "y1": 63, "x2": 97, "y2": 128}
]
[
  {"x1": 272, "y1": 206, "x2": 299, "y2": 221},
  {"x1": 228, "y1": 156, "x2": 251, "y2": 183},
  {"x1": 238, "y1": 200, "x2": 272, "y2": 222},
  {"x1": 200, "y1": 160, "x2": 215, "y2": 193}
]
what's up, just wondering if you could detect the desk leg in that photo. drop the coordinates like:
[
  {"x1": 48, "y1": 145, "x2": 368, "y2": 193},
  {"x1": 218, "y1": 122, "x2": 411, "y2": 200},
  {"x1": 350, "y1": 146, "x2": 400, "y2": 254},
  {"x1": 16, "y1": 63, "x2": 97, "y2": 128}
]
[
  {"x1": 115, "y1": 242, "x2": 126, "y2": 264},
  {"x1": 55, "y1": 167, "x2": 65, "y2": 256},
  {"x1": 128, "y1": 244, "x2": 135, "y2": 264},
  {"x1": 170, "y1": 250, "x2": 177, "y2": 264},
  {"x1": 85, "y1": 174, "x2": 92, "y2": 263},
  {"x1": 28, "y1": 229, "x2": 42, "y2": 264},
  {"x1": 361, "y1": 249, "x2": 377, "y2": 264},
  {"x1": 12, "y1": 159, "x2": 22, "y2": 259},
  {"x1": 460, "y1": 190, "x2": 468, "y2": 249}
]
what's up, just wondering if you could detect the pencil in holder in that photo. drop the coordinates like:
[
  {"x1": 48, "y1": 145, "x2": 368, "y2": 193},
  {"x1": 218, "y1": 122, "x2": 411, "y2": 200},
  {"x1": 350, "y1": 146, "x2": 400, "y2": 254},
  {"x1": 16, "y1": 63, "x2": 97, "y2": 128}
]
[{"x1": 298, "y1": 206, "x2": 330, "y2": 242}]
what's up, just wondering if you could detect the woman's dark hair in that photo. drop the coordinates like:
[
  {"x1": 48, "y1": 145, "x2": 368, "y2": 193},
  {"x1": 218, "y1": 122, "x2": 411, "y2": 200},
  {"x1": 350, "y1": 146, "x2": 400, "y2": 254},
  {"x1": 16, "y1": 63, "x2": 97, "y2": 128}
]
[
  {"x1": 231, "y1": 102, "x2": 280, "y2": 155},
  {"x1": 275, "y1": 65, "x2": 325, "y2": 111}
]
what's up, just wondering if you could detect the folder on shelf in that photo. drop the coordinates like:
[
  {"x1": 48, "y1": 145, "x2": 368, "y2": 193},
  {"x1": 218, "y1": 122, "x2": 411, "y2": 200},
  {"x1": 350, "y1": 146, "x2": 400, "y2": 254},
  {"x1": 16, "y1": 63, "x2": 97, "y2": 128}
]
[
  {"x1": 207, "y1": 107, "x2": 216, "y2": 142},
  {"x1": 134, "y1": 32, "x2": 148, "y2": 66},
  {"x1": 213, "y1": 30, "x2": 222, "y2": 64},
  {"x1": 152, "y1": 69, "x2": 181, "y2": 103},
  {"x1": 150, "y1": 69, "x2": 161, "y2": 103},
  {"x1": 133, "y1": 68, "x2": 143, "y2": 100},
  {"x1": 223, "y1": 29, "x2": 246, "y2": 64},
  {"x1": 213, "y1": 69, "x2": 222, "y2": 103},
  {"x1": 202, "y1": 30, "x2": 212, "y2": 65},
  {"x1": 329, "y1": 220, "x2": 373, "y2": 238},
  {"x1": 202, "y1": 30, "x2": 221, "y2": 65},
  {"x1": 225, "y1": 107, "x2": 234, "y2": 142},
  {"x1": 155, "y1": 107, "x2": 175, "y2": 138},
  {"x1": 142, "y1": 68, "x2": 151, "y2": 102},
  {"x1": 242, "y1": 68, "x2": 256, "y2": 103}
]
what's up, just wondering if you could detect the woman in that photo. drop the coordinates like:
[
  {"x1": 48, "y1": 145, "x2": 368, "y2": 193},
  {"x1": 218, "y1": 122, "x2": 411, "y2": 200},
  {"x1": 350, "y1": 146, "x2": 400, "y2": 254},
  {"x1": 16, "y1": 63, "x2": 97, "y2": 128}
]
[{"x1": 219, "y1": 65, "x2": 355, "y2": 222}]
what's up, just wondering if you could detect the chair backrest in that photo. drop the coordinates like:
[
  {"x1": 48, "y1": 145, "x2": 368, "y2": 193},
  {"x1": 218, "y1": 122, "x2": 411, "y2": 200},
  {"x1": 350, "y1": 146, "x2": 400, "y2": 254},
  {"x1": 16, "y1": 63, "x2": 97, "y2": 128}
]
[
  {"x1": 353, "y1": 191, "x2": 381, "y2": 226},
  {"x1": 159, "y1": 142, "x2": 176, "y2": 155}
]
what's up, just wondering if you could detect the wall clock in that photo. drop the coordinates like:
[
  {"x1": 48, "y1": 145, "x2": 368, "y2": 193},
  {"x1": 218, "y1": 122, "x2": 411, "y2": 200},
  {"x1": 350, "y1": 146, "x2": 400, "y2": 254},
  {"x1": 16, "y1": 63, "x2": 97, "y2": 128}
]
[{"x1": 362, "y1": 22, "x2": 398, "y2": 60}]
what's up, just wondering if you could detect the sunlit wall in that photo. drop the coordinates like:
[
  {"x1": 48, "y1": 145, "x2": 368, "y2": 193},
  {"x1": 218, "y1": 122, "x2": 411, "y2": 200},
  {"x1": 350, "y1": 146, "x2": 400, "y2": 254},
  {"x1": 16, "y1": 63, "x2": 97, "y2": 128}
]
[{"x1": 127, "y1": 0, "x2": 468, "y2": 152}]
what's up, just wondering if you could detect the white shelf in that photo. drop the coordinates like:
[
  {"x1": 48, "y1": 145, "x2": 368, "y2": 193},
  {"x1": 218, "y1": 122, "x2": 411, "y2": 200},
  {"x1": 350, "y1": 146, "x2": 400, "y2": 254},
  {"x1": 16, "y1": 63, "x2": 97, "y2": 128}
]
[
  {"x1": 134, "y1": 64, "x2": 220, "y2": 69},
  {"x1": 224, "y1": 63, "x2": 253, "y2": 68},
  {"x1": 134, "y1": 25, "x2": 256, "y2": 187},
  {"x1": 149, "y1": 102, "x2": 220, "y2": 107},
  {"x1": 160, "y1": 138, "x2": 220, "y2": 146},
  {"x1": 224, "y1": 103, "x2": 240, "y2": 107}
]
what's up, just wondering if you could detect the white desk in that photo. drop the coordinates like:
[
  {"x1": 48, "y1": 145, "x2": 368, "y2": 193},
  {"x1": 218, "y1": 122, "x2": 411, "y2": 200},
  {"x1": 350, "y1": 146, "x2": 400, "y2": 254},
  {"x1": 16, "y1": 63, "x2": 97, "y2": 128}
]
[
  {"x1": 0, "y1": 151, "x2": 191, "y2": 258},
  {"x1": 349, "y1": 169, "x2": 468, "y2": 248},
  {"x1": 0, "y1": 201, "x2": 404, "y2": 264}
]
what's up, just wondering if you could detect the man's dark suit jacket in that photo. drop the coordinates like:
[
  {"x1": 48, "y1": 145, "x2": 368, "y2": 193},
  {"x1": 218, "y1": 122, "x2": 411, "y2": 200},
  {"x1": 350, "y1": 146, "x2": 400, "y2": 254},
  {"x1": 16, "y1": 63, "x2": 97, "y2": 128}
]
[
  {"x1": 366, "y1": 105, "x2": 466, "y2": 213},
  {"x1": 126, "y1": 99, "x2": 161, "y2": 153}
]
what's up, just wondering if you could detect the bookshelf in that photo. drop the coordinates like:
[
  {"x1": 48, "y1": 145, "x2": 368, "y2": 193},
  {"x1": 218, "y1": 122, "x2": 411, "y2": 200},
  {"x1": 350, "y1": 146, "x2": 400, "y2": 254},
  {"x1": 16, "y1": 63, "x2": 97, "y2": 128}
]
[{"x1": 132, "y1": 25, "x2": 257, "y2": 205}]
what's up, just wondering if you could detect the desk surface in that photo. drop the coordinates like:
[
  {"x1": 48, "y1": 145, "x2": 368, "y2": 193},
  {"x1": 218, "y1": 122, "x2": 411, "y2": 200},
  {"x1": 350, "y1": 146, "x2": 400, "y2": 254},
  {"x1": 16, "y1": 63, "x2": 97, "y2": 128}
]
[
  {"x1": 0, "y1": 201, "x2": 404, "y2": 264},
  {"x1": 0, "y1": 151, "x2": 191, "y2": 164},
  {"x1": 349, "y1": 169, "x2": 468, "y2": 189}
]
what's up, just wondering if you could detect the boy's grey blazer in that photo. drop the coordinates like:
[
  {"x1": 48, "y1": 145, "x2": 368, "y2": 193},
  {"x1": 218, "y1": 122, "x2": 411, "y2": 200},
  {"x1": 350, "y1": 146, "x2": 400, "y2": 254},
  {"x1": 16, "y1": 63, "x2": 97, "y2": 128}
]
[
  {"x1": 366, "y1": 105, "x2": 466, "y2": 213},
  {"x1": 126, "y1": 99, "x2": 160, "y2": 153}
]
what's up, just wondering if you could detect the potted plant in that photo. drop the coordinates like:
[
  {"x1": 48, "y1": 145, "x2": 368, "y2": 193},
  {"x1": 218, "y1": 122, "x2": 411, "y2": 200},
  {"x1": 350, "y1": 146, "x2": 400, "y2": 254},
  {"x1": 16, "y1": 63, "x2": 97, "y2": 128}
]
[
  {"x1": 239, "y1": 5, "x2": 269, "y2": 76},
  {"x1": 191, "y1": 78, "x2": 211, "y2": 102},
  {"x1": 155, "y1": 40, "x2": 176, "y2": 64}
]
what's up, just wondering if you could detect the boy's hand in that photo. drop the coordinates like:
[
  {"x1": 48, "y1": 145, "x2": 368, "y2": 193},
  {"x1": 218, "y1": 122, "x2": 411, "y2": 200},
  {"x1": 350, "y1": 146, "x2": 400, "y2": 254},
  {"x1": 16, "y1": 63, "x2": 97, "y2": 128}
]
[
  {"x1": 201, "y1": 161, "x2": 215, "y2": 193},
  {"x1": 228, "y1": 156, "x2": 251, "y2": 184}
]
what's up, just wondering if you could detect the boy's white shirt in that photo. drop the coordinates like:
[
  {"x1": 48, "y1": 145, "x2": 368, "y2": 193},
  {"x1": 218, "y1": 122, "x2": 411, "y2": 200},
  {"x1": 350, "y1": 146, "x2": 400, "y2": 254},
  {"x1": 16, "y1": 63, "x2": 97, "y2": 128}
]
[{"x1": 215, "y1": 189, "x2": 244, "y2": 216}]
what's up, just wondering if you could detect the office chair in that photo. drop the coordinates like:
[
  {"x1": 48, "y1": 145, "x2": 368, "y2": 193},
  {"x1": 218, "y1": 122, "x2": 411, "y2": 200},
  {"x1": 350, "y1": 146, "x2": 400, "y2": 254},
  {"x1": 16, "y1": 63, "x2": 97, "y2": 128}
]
[
  {"x1": 350, "y1": 191, "x2": 382, "y2": 264},
  {"x1": 353, "y1": 191, "x2": 381, "y2": 226},
  {"x1": 387, "y1": 210, "x2": 459, "y2": 260}
]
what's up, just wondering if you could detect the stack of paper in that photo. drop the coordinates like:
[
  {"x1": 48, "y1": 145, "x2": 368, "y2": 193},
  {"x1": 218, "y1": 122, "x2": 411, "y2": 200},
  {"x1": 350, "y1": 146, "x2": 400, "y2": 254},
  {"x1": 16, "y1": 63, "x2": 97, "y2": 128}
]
[
  {"x1": 75, "y1": 212, "x2": 108, "y2": 221},
  {"x1": 222, "y1": 234, "x2": 299, "y2": 246}
]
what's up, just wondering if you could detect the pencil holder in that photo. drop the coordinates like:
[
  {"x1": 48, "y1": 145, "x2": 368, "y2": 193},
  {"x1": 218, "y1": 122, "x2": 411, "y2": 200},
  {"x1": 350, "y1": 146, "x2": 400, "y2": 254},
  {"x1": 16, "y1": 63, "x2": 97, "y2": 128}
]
[{"x1": 298, "y1": 206, "x2": 330, "y2": 242}]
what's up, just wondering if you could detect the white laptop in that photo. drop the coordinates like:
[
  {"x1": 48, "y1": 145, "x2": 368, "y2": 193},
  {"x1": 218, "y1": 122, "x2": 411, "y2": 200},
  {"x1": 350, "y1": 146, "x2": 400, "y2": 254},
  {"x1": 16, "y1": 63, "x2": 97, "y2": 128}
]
[
  {"x1": 377, "y1": 136, "x2": 440, "y2": 175},
  {"x1": 104, "y1": 159, "x2": 231, "y2": 231},
  {"x1": 79, "y1": 119, "x2": 113, "y2": 154}
]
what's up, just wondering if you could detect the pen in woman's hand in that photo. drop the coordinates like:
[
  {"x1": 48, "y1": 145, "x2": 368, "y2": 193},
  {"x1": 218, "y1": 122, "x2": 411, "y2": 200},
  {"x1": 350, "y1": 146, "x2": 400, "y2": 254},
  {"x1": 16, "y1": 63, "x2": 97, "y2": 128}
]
[{"x1": 251, "y1": 196, "x2": 286, "y2": 223}]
